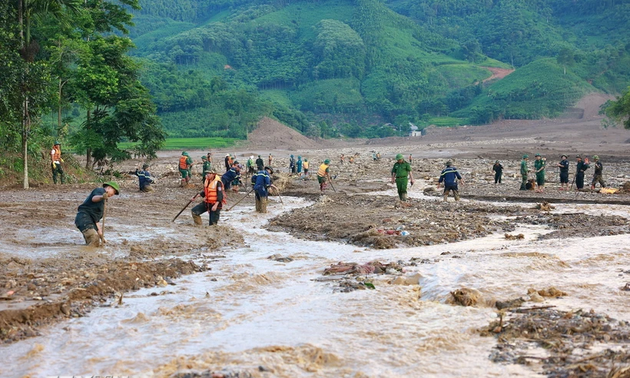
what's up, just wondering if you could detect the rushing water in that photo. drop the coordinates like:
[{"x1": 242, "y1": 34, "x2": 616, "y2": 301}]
[{"x1": 1, "y1": 195, "x2": 629, "y2": 377}]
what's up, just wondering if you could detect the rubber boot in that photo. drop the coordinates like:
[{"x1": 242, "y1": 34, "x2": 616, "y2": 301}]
[
  {"x1": 192, "y1": 212, "x2": 202, "y2": 225},
  {"x1": 255, "y1": 197, "x2": 261, "y2": 213},
  {"x1": 401, "y1": 193, "x2": 407, "y2": 201},
  {"x1": 454, "y1": 190, "x2": 460, "y2": 201},
  {"x1": 260, "y1": 197, "x2": 268, "y2": 213},
  {"x1": 82, "y1": 229, "x2": 101, "y2": 247},
  {"x1": 180, "y1": 179, "x2": 186, "y2": 187}
]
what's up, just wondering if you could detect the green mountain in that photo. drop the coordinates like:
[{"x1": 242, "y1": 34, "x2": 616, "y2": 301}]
[{"x1": 130, "y1": 0, "x2": 630, "y2": 138}]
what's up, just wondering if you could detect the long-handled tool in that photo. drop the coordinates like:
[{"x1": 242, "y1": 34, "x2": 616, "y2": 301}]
[
  {"x1": 227, "y1": 187, "x2": 253, "y2": 211},
  {"x1": 328, "y1": 177, "x2": 337, "y2": 192},
  {"x1": 272, "y1": 186, "x2": 284, "y2": 206},
  {"x1": 100, "y1": 199, "x2": 108, "y2": 245},
  {"x1": 173, "y1": 194, "x2": 199, "y2": 222}
]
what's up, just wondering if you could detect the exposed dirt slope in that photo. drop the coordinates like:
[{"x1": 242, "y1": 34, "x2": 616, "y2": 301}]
[{"x1": 247, "y1": 117, "x2": 321, "y2": 150}]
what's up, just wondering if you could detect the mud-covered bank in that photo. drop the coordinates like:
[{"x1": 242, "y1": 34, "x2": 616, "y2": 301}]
[
  {"x1": 0, "y1": 185, "x2": 246, "y2": 344},
  {"x1": 0, "y1": 256, "x2": 207, "y2": 343},
  {"x1": 267, "y1": 194, "x2": 630, "y2": 249}
]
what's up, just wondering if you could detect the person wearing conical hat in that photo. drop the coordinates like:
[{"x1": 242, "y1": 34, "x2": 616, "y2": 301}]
[
  {"x1": 590, "y1": 155, "x2": 605, "y2": 189},
  {"x1": 51, "y1": 141, "x2": 65, "y2": 184},
  {"x1": 391, "y1": 154, "x2": 414, "y2": 201},
  {"x1": 75, "y1": 182, "x2": 119, "y2": 246}
]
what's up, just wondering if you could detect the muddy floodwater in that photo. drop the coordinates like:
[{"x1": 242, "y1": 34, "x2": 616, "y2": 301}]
[{"x1": 1, "y1": 188, "x2": 629, "y2": 377}]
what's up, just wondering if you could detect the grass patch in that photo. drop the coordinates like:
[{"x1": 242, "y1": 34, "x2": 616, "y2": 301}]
[
  {"x1": 429, "y1": 116, "x2": 467, "y2": 127},
  {"x1": 119, "y1": 137, "x2": 237, "y2": 151}
]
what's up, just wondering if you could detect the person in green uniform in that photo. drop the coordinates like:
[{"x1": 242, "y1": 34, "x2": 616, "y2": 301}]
[
  {"x1": 201, "y1": 156, "x2": 212, "y2": 177},
  {"x1": 391, "y1": 153, "x2": 414, "y2": 201},
  {"x1": 534, "y1": 153, "x2": 546, "y2": 192},
  {"x1": 520, "y1": 155, "x2": 529, "y2": 190},
  {"x1": 179, "y1": 151, "x2": 193, "y2": 186}
]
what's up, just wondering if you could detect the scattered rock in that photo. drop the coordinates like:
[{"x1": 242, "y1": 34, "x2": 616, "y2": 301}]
[
  {"x1": 504, "y1": 233, "x2": 524, "y2": 240},
  {"x1": 447, "y1": 287, "x2": 482, "y2": 306}
]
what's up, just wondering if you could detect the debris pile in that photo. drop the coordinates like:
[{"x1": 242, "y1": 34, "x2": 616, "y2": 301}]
[{"x1": 480, "y1": 308, "x2": 630, "y2": 377}]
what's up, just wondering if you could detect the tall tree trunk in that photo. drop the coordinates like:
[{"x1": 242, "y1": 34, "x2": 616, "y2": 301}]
[
  {"x1": 22, "y1": 98, "x2": 29, "y2": 189},
  {"x1": 86, "y1": 109, "x2": 92, "y2": 169}
]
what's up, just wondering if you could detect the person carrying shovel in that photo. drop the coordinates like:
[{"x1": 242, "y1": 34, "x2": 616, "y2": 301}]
[
  {"x1": 391, "y1": 153, "x2": 414, "y2": 201},
  {"x1": 191, "y1": 171, "x2": 226, "y2": 226},
  {"x1": 74, "y1": 181, "x2": 119, "y2": 246}
]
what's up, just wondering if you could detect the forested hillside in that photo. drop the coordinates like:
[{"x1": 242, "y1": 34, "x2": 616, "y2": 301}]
[{"x1": 131, "y1": 0, "x2": 630, "y2": 138}]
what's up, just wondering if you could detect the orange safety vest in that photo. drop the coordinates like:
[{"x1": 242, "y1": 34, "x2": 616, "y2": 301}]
[
  {"x1": 179, "y1": 156, "x2": 189, "y2": 169},
  {"x1": 52, "y1": 146, "x2": 61, "y2": 162},
  {"x1": 204, "y1": 176, "x2": 227, "y2": 205},
  {"x1": 317, "y1": 164, "x2": 329, "y2": 177}
]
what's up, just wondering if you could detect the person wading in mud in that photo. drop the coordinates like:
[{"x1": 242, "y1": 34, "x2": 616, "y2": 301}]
[
  {"x1": 575, "y1": 155, "x2": 589, "y2": 190},
  {"x1": 534, "y1": 153, "x2": 546, "y2": 193},
  {"x1": 74, "y1": 182, "x2": 119, "y2": 246},
  {"x1": 268, "y1": 153, "x2": 273, "y2": 167},
  {"x1": 252, "y1": 166, "x2": 276, "y2": 213},
  {"x1": 317, "y1": 159, "x2": 331, "y2": 193},
  {"x1": 391, "y1": 154, "x2": 414, "y2": 201},
  {"x1": 191, "y1": 171, "x2": 225, "y2": 226},
  {"x1": 135, "y1": 164, "x2": 155, "y2": 192},
  {"x1": 438, "y1": 161, "x2": 463, "y2": 202},
  {"x1": 51, "y1": 141, "x2": 65, "y2": 184},
  {"x1": 557, "y1": 155, "x2": 569, "y2": 190},
  {"x1": 591, "y1": 155, "x2": 605, "y2": 190},
  {"x1": 520, "y1": 155, "x2": 529, "y2": 190},
  {"x1": 179, "y1": 152, "x2": 193, "y2": 187},
  {"x1": 492, "y1": 160, "x2": 503, "y2": 184}
]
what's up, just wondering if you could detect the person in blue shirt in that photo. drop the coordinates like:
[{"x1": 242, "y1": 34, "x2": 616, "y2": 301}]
[
  {"x1": 221, "y1": 161, "x2": 241, "y2": 192},
  {"x1": 438, "y1": 161, "x2": 463, "y2": 202},
  {"x1": 296, "y1": 156, "x2": 303, "y2": 174},
  {"x1": 135, "y1": 164, "x2": 155, "y2": 192},
  {"x1": 251, "y1": 167, "x2": 277, "y2": 213}
]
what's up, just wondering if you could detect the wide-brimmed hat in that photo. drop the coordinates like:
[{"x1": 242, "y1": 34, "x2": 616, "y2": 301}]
[
  {"x1": 103, "y1": 181, "x2": 120, "y2": 195},
  {"x1": 395, "y1": 153, "x2": 404, "y2": 160},
  {"x1": 265, "y1": 166, "x2": 274, "y2": 175}
]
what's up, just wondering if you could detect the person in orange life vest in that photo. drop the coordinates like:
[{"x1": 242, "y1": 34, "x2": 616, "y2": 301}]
[
  {"x1": 51, "y1": 141, "x2": 65, "y2": 184},
  {"x1": 179, "y1": 152, "x2": 193, "y2": 186},
  {"x1": 191, "y1": 171, "x2": 225, "y2": 226}
]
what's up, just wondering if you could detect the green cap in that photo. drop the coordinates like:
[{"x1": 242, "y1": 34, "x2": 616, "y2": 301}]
[
  {"x1": 202, "y1": 156, "x2": 207, "y2": 160},
  {"x1": 535, "y1": 153, "x2": 541, "y2": 157},
  {"x1": 103, "y1": 181, "x2": 120, "y2": 195},
  {"x1": 142, "y1": 164, "x2": 149, "y2": 169},
  {"x1": 54, "y1": 141, "x2": 61, "y2": 146},
  {"x1": 593, "y1": 155, "x2": 599, "y2": 160},
  {"x1": 324, "y1": 159, "x2": 330, "y2": 164},
  {"x1": 522, "y1": 154, "x2": 528, "y2": 159},
  {"x1": 182, "y1": 151, "x2": 189, "y2": 156},
  {"x1": 395, "y1": 153, "x2": 404, "y2": 160},
  {"x1": 446, "y1": 160, "x2": 452, "y2": 166}
]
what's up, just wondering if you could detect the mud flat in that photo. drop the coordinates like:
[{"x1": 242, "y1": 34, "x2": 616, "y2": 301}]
[{"x1": 1, "y1": 109, "x2": 630, "y2": 376}]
